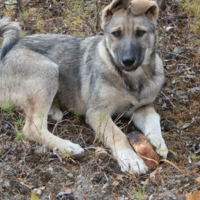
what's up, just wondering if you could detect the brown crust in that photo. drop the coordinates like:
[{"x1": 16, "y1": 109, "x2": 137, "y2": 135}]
[{"x1": 127, "y1": 131, "x2": 159, "y2": 170}]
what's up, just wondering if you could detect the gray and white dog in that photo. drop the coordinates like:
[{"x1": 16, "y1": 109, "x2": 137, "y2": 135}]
[{"x1": 0, "y1": 0, "x2": 168, "y2": 175}]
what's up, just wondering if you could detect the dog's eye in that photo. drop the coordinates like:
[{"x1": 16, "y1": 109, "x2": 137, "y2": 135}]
[
  {"x1": 136, "y1": 30, "x2": 146, "y2": 37},
  {"x1": 112, "y1": 31, "x2": 121, "y2": 38}
]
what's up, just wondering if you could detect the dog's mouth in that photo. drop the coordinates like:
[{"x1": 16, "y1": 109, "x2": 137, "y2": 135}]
[
  {"x1": 122, "y1": 58, "x2": 144, "y2": 72},
  {"x1": 124, "y1": 66, "x2": 137, "y2": 71},
  {"x1": 119, "y1": 60, "x2": 142, "y2": 72},
  {"x1": 122, "y1": 65, "x2": 140, "y2": 72}
]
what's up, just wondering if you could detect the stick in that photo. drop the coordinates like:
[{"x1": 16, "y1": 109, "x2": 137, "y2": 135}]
[{"x1": 162, "y1": 50, "x2": 191, "y2": 61}]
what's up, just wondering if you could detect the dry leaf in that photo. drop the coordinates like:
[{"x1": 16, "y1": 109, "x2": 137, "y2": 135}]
[
  {"x1": 112, "y1": 180, "x2": 119, "y2": 186},
  {"x1": 31, "y1": 191, "x2": 40, "y2": 200},
  {"x1": 17, "y1": 178, "x2": 24, "y2": 182},
  {"x1": 193, "y1": 191, "x2": 200, "y2": 200},
  {"x1": 116, "y1": 176, "x2": 124, "y2": 181},
  {"x1": 149, "y1": 169, "x2": 157, "y2": 181},
  {"x1": 186, "y1": 191, "x2": 200, "y2": 200},
  {"x1": 186, "y1": 193, "x2": 195, "y2": 200},
  {"x1": 142, "y1": 178, "x2": 149, "y2": 185},
  {"x1": 196, "y1": 177, "x2": 200, "y2": 183}
]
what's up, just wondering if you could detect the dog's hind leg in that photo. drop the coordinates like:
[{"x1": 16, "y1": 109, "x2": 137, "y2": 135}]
[
  {"x1": 0, "y1": 46, "x2": 84, "y2": 156},
  {"x1": 13, "y1": 53, "x2": 85, "y2": 157},
  {"x1": 23, "y1": 97, "x2": 84, "y2": 156}
]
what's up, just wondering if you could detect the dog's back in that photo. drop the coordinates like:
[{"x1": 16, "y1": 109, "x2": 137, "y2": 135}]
[{"x1": 0, "y1": 19, "x2": 59, "y2": 107}]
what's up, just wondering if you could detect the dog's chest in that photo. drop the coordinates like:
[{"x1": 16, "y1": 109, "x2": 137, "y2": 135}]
[{"x1": 117, "y1": 78, "x2": 161, "y2": 111}]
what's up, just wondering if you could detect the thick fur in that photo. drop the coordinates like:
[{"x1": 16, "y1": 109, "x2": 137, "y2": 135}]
[{"x1": 0, "y1": 0, "x2": 168, "y2": 175}]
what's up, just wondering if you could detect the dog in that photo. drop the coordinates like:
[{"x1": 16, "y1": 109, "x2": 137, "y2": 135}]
[{"x1": 0, "y1": 0, "x2": 168, "y2": 175}]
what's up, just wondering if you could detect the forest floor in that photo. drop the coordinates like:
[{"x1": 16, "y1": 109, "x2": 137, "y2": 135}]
[{"x1": 0, "y1": 0, "x2": 199, "y2": 200}]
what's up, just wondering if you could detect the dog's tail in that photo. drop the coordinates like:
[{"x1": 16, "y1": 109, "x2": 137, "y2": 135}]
[{"x1": 0, "y1": 18, "x2": 21, "y2": 60}]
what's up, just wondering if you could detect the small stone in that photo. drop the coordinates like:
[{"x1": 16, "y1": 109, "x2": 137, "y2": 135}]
[
  {"x1": 160, "y1": 191, "x2": 176, "y2": 200},
  {"x1": 77, "y1": 175, "x2": 82, "y2": 179},
  {"x1": 36, "y1": 189, "x2": 43, "y2": 196},
  {"x1": 102, "y1": 182, "x2": 110, "y2": 190},
  {"x1": 48, "y1": 167, "x2": 53, "y2": 172},
  {"x1": 53, "y1": 28, "x2": 58, "y2": 33},
  {"x1": 75, "y1": 180, "x2": 83, "y2": 186},
  {"x1": 67, "y1": 173, "x2": 74, "y2": 178},
  {"x1": 194, "y1": 161, "x2": 200, "y2": 167},
  {"x1": 101, "y1": 182, "x2": 111, "y2": 195},
  {"x1": 4, "y1": 181, "x2": 10, "y2": 188}
]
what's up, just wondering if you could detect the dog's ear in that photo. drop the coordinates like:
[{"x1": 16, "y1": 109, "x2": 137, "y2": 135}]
[
  {"x1": 101, "y1": 0, "x2": 129, "y2": 29},
  {"x1": 145, "y1": 1, "x2": 159, "y2": 24},
  {"x1": 130, "y1": 0, "x2": 159, "y2": 25}
]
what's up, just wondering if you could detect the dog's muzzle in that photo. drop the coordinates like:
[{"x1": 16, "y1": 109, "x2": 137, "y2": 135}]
[{"x1": 121, "y1": 56, "x2": 138, "y2": 71}]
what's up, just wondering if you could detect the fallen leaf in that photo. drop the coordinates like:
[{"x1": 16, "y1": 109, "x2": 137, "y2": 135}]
[
  {"x1": 186, "y1": 193, "x2": 194, "y2": 200},
  {"x1": 112, "y1": 180, "x2": 119, "y2": 186},
  {"x1": 149, "y1": 169, "x2": 157, "y2": 181},
  {"x1": 193, "y1": 191, "x2": 200, "y2": 200},
  {"x1": 116, "y1": 176, "x2": 124, "y2": 181},
  {"x1": 16, "y1": 178, "x2": 24, "y2": 182},
  {"x1": 186, "y1": 191, "x2": 200, "y2": 200},
  {"x1": 142, "y1": 178, "x2": 149, "y2": 185},
  {"x1": 31, "y1": 191, "x2": 40, "y2": 200},
  {"x1": 196, "y1": 177, "x2": 200, "y2": 183}
]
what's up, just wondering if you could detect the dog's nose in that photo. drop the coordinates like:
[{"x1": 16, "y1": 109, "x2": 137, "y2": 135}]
[{"x1": 122, "y1": 56, "x2": 135, "y2": 66}]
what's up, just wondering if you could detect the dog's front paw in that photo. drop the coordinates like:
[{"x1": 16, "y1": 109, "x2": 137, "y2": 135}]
[
  {"x1": 114, "y1": 149, "x2": 148, "y2": 175},
  {"x1": 147, "y1": 135, "x2": 168, "y2": 159}
]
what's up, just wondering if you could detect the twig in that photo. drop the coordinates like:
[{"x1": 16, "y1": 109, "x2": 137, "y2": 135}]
[
  {"x1": 48, "y1": 122, "x2": 94, "y2": 134},
  {"x1": 109, "y1": 176, "x2": 134, "y2": 199},
  {"x1": 17, "y1": 0, "x2": 23, "y2": 13},
  {"x1": 114, "y1": 107, "x2": 130, "y2": 124},
  {"x1": 4, "y1": 120, "x2": 16, "y2": 132},
  {"x1": 0, "y1": 146, "x2": 15, "y2": 161},
  {"x1": 0, "y1": 0, "x2": 23, "y2": 13},
  {"x1": 161, "y1": 91, "x2": 176, "y2": 108},
  {"x1": 44, "y1": 17, "x2": 63, "y2": 22},
  {"x1": 160, "y1": 159, "x2": 184, "y2": 174},
  {"x1": 95, "y1": 0, "x2": 101, "y2": 32},
  {"x1": 78, "y1": 129, "x2": 88, "y2": 149},
  {"x1": 162, "y1": 50, "x2": 191, "y2": 61}
]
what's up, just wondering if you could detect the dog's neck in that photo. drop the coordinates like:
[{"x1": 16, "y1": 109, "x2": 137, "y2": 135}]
[{"x1": 98, "y1": 39, "x2": 122, "y2": 76}]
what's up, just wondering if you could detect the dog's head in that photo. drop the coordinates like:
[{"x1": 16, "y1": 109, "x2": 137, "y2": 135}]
[{"x1": 102, "y1": 0, "x2": 159, "y2": 73}]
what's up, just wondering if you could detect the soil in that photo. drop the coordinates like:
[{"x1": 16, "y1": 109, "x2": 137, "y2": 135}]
[{"x1": 0, "y1": 0, "x2": 199, "y2": 200}]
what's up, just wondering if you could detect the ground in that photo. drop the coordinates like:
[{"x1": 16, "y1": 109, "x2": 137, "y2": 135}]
[{"x1": 0, "y1": 0, "x2": 199, "y2": 200}]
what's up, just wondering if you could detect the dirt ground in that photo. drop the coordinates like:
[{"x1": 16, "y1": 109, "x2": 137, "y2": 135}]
[{"x1": 0, "y1": 0, "x2": 199, "y2": 200}]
